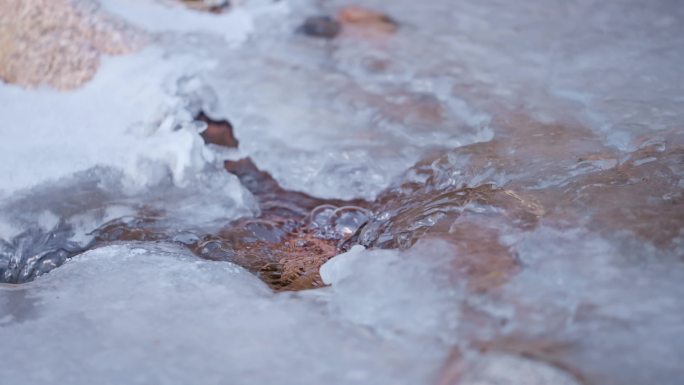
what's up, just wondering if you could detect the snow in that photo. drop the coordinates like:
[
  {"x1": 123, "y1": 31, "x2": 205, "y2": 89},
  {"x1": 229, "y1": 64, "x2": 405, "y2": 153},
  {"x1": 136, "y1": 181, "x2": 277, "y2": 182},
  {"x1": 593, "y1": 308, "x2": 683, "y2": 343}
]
[
  {"x1": 0, "y1": 48, "x2": 215, "y2": 196},
  {"x1": 97, "y1": 0, "x2": 254, "y2": 44},
  {"x1": 0, "y1": 46, "x2": 258, "y2": 250}
]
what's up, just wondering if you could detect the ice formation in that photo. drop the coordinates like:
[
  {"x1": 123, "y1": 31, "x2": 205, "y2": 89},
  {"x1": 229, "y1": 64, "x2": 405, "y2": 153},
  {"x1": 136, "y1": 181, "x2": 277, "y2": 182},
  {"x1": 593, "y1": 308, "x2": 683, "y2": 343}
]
[
  {"x1": 0, "y1": 243, "x2": 454, "y2": 385},
  {"x1": 1, "y1": 0, "x2": 683, "y2": 384},
  {"x1": 0, "y1": 44, "x2": 258, "y2": 283},
  {"x1": 0, "y1": 47, "x2": 233, "y2": 195}
]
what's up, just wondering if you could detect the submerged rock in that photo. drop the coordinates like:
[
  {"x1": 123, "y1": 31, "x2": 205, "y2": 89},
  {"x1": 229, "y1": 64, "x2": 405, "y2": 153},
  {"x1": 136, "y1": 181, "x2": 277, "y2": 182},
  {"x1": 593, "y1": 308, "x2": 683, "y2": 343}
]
[
  {"x1": 337, "y1": 5, "x2": 398, "y2": 36},
  {"x1": 298, "y1": 16, "x2": 342, "y2": 39}
]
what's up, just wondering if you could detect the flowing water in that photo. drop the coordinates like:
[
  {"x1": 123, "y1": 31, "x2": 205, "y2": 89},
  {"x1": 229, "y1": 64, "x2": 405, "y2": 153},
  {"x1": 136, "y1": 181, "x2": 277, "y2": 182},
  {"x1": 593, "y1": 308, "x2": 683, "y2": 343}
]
[{"x1": 1, "y1": 0, "x2": 683, "y2": 384}]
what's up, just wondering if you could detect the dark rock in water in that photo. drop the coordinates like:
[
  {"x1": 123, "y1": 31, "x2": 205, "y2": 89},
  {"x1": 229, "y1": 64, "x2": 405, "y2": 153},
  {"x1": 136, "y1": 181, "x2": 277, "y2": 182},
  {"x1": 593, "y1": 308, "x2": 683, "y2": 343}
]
[
  {"x1": 298, "y1": 16, "x2": 341, "y2": 39},
  {"x1": 197, "y1": 112, "x2": 238, "y2": 148}
]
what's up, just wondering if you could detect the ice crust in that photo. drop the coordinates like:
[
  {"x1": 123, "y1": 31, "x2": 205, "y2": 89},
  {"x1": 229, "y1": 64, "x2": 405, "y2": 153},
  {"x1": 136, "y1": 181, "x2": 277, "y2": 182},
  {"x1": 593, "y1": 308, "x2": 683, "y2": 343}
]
[
  {"x1": 0, "y1": 48, "x2": 209, "y2": 196},
  {"x1": 3, "y1": 0, "x2": 681, "y2": 201},
  {"x1": 495, "y1": 227, "x2": 684, "y2": 385},
  {"x1": 205, "y1": 1, "x2": 495, "y2": 200},
  {"x1": 0, "y1": 243, "x2": 454, "y2": 385},
  {"x1": 321, "y1": 242, "x2": 462, "y2": 344},
  {"x1": 0, "y1": 46, "x2": 258, "y2": 250},
  {"x1": 202, "y1": 0, "x2": 684, "y2": 199},
  {"x1": 4, "y1": 228, "x2": 682, "y2": 384}
]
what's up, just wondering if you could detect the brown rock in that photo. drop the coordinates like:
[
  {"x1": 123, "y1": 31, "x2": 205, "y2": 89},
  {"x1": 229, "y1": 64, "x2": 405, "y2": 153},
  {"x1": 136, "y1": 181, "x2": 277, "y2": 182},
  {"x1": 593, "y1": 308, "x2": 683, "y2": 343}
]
[
  {"x1": 197, "y1": 113, "x2": 239, "y2": 148},
  {"x1": 337, "y1": 6, "x2": 398, "y2": 36},
  {"x1": 180, "y1": 0, "x2": 230, "y2": 14},
  {"x1": 298, "y1": 16, "x2": 342, "y2": 39},
  {"x1": 0, "y1": 0, "x2": 146, "y2": 90}
]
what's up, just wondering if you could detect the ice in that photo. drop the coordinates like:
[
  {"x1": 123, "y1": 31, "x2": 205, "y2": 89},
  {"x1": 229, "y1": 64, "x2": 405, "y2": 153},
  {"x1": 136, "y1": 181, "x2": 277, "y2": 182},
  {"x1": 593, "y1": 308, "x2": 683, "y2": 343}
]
[
  {"x1": 195, "y1": 0, "x2": 684, "y2": 200},
  {"x1": 478, "y1": 226, "x2": 684, "y2": 385},
  {"x1": 0, "y1": 47, "x2": 218, "y2": 196},
  {"x1": 320, "y1": 245, "x2": 366, "y2": 285},
  {"x1": 205, "y1": 18, "x2": 494, "y2": 200},
  {"x1": 96, "y1": 0, "x2": 255, "y2": 44},
  {"x1": 1, "y1": 0, "x2": 683, "y2": 383},
  {"x1": 354, "y1": 0, "x2": 684, "y2": 150},
  {"x1": 5, "y1": 228, "x2": 678, "y2": 384},
  {"x1": 321, "y1": 241, "x2": 462, "y2": 344},
  {"x1": 0, "y1": 166, "x2": 257, "y2": 282},
  {"x1": 0, "y1": 45, "x2": 258, "y2": 282},
  {"x1": 6, "y1": 0, "x2": 678, "y2": 203},
  {"x1": 0, "y1": 242, "x2": 454, "y2": 385}
]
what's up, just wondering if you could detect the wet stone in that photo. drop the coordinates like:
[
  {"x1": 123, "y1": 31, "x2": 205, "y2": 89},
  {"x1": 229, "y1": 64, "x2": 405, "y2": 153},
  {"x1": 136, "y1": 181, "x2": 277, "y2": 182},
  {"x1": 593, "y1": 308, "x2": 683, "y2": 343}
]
[{"x1": 298, "y1": 16, "x2": 342, "y2": 39}]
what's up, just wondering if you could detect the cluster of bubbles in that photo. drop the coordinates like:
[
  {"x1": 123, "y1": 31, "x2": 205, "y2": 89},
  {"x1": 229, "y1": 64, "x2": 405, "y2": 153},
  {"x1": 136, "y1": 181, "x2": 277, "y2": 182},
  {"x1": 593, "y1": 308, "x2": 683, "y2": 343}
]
[{"x1": 308, "y1": 205, "x2": 370, "y2": 241}]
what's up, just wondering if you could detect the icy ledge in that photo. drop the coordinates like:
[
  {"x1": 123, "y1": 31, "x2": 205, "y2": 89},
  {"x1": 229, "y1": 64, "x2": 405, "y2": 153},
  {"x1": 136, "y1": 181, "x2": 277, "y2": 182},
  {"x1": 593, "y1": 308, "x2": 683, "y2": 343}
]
[{"x1": 0, "y1": 242, "x2": 458, "y2": 385}]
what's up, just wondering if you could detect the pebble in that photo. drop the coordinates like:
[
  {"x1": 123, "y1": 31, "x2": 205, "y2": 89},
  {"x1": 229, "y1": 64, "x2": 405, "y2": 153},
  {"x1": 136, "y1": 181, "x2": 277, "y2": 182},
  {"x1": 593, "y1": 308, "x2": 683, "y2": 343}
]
[{"x1": 298, "y1": 16, "x2": 342, "y2": 39}]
